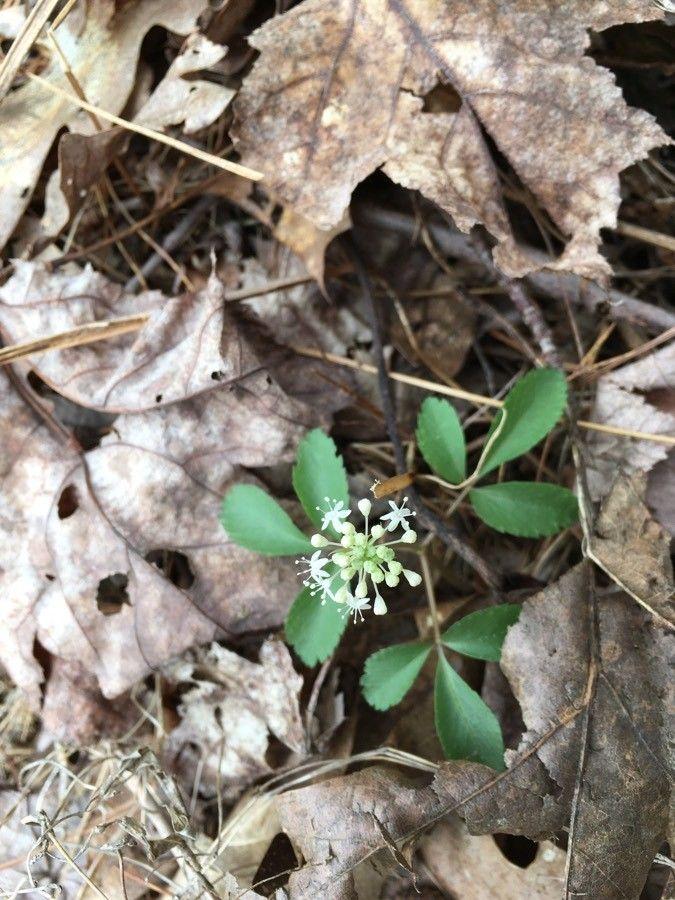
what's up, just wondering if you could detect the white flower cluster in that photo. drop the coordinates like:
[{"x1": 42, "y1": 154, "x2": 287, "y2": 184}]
[{"x1": 296, "y1": 497, "x2": 420, "y2": 623}]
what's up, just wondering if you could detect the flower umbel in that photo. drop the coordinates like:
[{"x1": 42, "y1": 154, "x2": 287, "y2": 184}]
[{"x1": 297, "y1": 497, "x2": 420, "y2": 620}]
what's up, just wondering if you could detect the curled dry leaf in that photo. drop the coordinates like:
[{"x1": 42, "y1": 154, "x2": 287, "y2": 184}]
[
  {"x1": 135, "y1": 32, "x2": 234, "y2": 134},
  {"x1": 586, "y1": 341, "x2": 675, "y2": 503},
  {"x1": 58, "y1": 128, "x2": 131, "y2": 217},
  {"x1": 0, "y1": 264, "x2": 322, "y2": 424},
  {"x1": 589, "y1": 472, "x2": 675, "y2": 626},
  {"x1": 0, "y1": 0, "x2": 210, "y2": 253},
  {"x1": 277, "y1": 564, "x2": 671, "y2": 899},
  {"x1": 164, "y1": 640, "x2": 305, "y2": 799},
  {"x1": 273, "y1": 207, "x2": 350, "y2": 291},
  {"x1": 234, "y1": 0, "x2": 669, "y2": 280},
  {"x1": 0, "y1": 358, "x2": 312, "y2": 704},
  {"x1": 419, "y1": 818, "x2": 566, "y2": 899}
]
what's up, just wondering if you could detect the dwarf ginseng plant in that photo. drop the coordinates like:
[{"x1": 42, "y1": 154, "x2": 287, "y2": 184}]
[{"x1": 220, "y1": 368, "x2": 578, "y2": 770}]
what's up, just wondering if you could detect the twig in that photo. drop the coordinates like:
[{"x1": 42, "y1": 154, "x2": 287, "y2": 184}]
[
  {"x1": 0, "y1": 0, "x2": 62, "y2": 100},
  {"x1": 124, "y1": 197, "x2": 214, "y2": 291},
  {"x1": 25, "y1": 72, "x2": 263, "y2": 181},
  {"x1": 344, "y1": 237, "x2": 502, "y2": 590}
]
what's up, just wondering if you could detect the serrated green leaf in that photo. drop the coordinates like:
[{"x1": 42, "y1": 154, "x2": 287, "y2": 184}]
[
  {"x1": 220, "y1": 484, "x2": 312, "y2": 556},
  {"x1": 292, "y1": 429, "x2": 350, "y2": 539},
  {"x1": 470, "y1": 481, "x2": 578, "y2": 537},
  {"x1": 361, "y1": 641, "x2": 432, "y2": 710},
  {"x1": 435, "y1": 654, "x2": 505, "y2": 770},
  {"x1": 416, "y1": 397, "x2": 466, "y2": 483},
  {"x1": 285, "y1": 583, "x2": 348, "y2": 666},
  {"x1": 441, "y1": 604, "x2": 522, "y2": 661},
  {"x1": 479, "y1": 369, "x2": 567, "y2": 475}
]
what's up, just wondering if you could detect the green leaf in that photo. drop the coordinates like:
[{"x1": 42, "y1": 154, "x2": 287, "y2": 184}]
[
  {"x1": 416, "y1": 397, "x2": 466, "y2": 483},
  {"x1": 470, "y1": 481, "x2": 578, "y2": 537},
  {"x1": 435, "y1": 654, "x2": 505, "y2": 770},
  {"x1": 441, "y1": 604, "x2": 522, "y2": 661},
  {"x1": 361, "y1": 641, "x2": 432, "y2": 710},
  {"x1": 292, "y1": 429, "x2": 350, "y2": 539},
  {"x1": 220, "y1": 484, "x2": 312, "y2": 556},
  {"x1": 479, "y1": 369, "x2": 567, "y2": 475},
  {"x1": 285, "y1": 583, "x2": 348, "y2": 666}
]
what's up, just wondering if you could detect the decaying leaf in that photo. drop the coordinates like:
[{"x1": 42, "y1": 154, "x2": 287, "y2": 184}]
[
  {"x1": 419, "y1": 818, "x2": 566, "y2": 899},
  {"x1": 586, "y1": 342, "x2": 675, "y2": 502},
  {"x1": 590, "y1": 472, "x2": 675, "y2": 626},
  {"x1": 164, "y1": 640, "x2": 305, "y2": 798},
  {"x1": 234, "y1": 0, "x2": 669, "y2": 279},
  {"x1": 276, "y1": 564, "x2": 672, "y2": 899},
  {"x1": 273, "y1": 207, "x2": 350, "y2": 290},
  {"x1": 0, "y1": 263, "x2": 320, "y2": 427},
  {"x1": 0, "y1": 0, "x2": 210, "y2": 252},
  {"x1": 58, "y1": 128, "x2": 131, "y2": 216},
  {"x1": 0, "y1": 361, "x2": 312, "y2": 704},
  {"x1": 135, "y1": 32, "x2": 234, "y2": 134}
]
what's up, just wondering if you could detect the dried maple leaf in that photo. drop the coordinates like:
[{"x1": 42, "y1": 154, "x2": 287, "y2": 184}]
[
  {"x1": 234, "y1": 0, "x2": 669, "y2": 280},
  {"x1": 586, "y1": 342, "x2": 675, "y2": 502},
  {"x1": 0, "y1": 0, "x2": 208, "y2": 252},
  {"x1": 0, "y1": 361, "x2": 312, "y2": 705},
  {"x1": 276, "y1": 564, "x2": 671, "y2": 899},
  {"x1": 164, "y1": 640, "x2": 305, "y2": 798}
]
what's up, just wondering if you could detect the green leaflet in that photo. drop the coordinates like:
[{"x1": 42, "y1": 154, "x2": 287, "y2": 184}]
[
  {"x1": 292, "y1": 429, "x2": 350, "y2": 539},
  {"x1": 416, "y1": 397, "x2": 467, "y2": 484},
  {"x1": 435, "y1": 653, "x2": 505, "y2": 770},
  {"x1": 470, "y1": 481, "x2": 578, "y2": 537},
  {"x1": 285, "y1": 581, "x2": 348, "y2": 667},
  {"x1": 360, "y1": 641, "x2": 432, "y2": 710},
  {"x1": 220, "y1": 484, "x2": 312, "y2": 556},
  {"x1": 441, "y1": 604, "x2": 522, "y2": 661}
]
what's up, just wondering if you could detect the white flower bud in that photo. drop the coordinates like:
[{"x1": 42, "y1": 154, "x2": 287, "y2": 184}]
[
  {"x1": 340, "y1": 521, "x2": 355, "y2": 535},
  {"x1": 400, "y1": 529, "x2": 417, "y2": 544},
  {"x1": 311, "y1": 533, "x2": 329, "y2": 547},
  {"x1": 370, "y1": 523, "x2": 384, "y2": 539},
  {"x1": 373, "y1": 595, "x2": 387, "y2": 615},
  {"x1": 358, "y1": 498, "x2": 372, "y2": 517},
  {"x1": 332, "y1": 551, "x2": 349, "y2": 567},
  {"x1": 355, "y1": 580, "x2": 368, "y2": 599},
  {"x1": 403, "y1": 569, "x2": 422, "y2": 587},
  {"x1": 385, "y1": 572, "x2": 399, "y2": 588},
  {"x1": 334, "y1": 585, "x2": 349, "y2": 603}
]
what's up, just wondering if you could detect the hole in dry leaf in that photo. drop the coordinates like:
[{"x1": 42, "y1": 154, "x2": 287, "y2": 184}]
[
  {"x1": 493, "y1": 833, "x2": 538, "y2": 868},
  {"x1": 211, "y1": 370, "x2": 225, "y2": 381},
  {"x1": 155, "y1": 394, "x2": 163, "y2": 403},
  {"x1": 57, "y1": 485, "x2": 79, "y2": 519},
  {"x1": 96, "y1": 573, "x2": 130, "y2": 615},
  {"x1": 145, "y1": 549, "x2": 195, "y2": 589},
  {"x1": 422, "y1": 81, "x2": 461, "y2": 113},
  {"x1": 45, "y1": 573, "x2": 55, "y2": 582},
  {"x1": 252, "y1": 832, "x2": 297, "y2": 895}
]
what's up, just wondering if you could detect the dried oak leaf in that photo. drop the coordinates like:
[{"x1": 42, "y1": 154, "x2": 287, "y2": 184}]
[
  {"x1": 419, "y1": 819, "x2": 566, "y2": 900},
  {"x1": 586, "y1": 342, "x2": 675, "y2": 503},
  {"x1": 0, "y1": 367, "x2": 310, "y2": 705},
  {"x1": 58, "y1": 128, "x2": 131, "y2": 217},
  {"x1": 277, "y1": 564, "x2": 671, "y2": 899},
  {"x1": 589, "y1": 472, "x2": 675, "y2": 627},
  {"x1": 0, "y1": 264, "x2": 319, "y2": 426},
  {"x1": 233, "y1": 0, "x2": 669, "y2": 280},
  {"x1": 135, "y1": 32, "x2": 234, "y2": 135},
  {"x1": 164, "y1": 640, "x2": 305, "y2": 799},
  {"x1": 0, "y1": 0, "x2": 210, "y2": 253},
  {"x1": 273, "y1": 207, "x2": 350, "y2": 291}
]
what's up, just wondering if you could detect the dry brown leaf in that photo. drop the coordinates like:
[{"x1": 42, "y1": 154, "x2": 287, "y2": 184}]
[
  {"x1": 234, "y1": 0, "x2": 668, "y2": 280},
  {"x1": 0, "y1": 264, "x2": 321, "y2": 425},
  {"x1": 586, "y1": 342, "x2": 675, "y2": 503},
  {"x1": 274, "y1": 207, "x2": 350, "y2": 291},
  {"x1": 164, "y1": 640, "x2": 305, "y2": 799},
  {"x1": 0, "y1": 0, "x2": 208, "y2": 253},
  {"x1": 419, "y1": 818, "x2": 566, "y2": 899},
  {"x1": 58, "y1": 128, "x2": 130, "y2": 216},
  {"x1": 135, "y1": 32, "x2": 234, "y2": 134},
  {"x1": 590, "y1": 472, "x2": 675, "y2": 625},
  {"x1": 0, "y1": 367, "x2": 311, "y2": 705},
  {"x1": 277, "y1": 564, "x2": 671, "y2": 899}
]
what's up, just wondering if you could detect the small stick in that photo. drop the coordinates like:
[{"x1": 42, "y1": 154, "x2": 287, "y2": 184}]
[{"x1": 26, "y1": 72, "x2": 263, "y2": 181}]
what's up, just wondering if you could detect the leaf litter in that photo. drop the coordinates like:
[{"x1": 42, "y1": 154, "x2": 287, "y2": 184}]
[{"x1": 0, "y1": 1, "x2": 673, "y2": 898}]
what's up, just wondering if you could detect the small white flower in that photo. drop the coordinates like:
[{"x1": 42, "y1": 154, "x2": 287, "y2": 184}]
[
  {"x1": 317, "y1": 498, "x2": 351, "y2": 533},
  {"x1": 379, "y1": 498, "x2": 416, "y2": 532},
  {"x1": 342, "y1": 593, "x2": 371, "y2": 623},
  {"x1": 297, "y1": 549, "x2": 330, "y2": 582}
]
